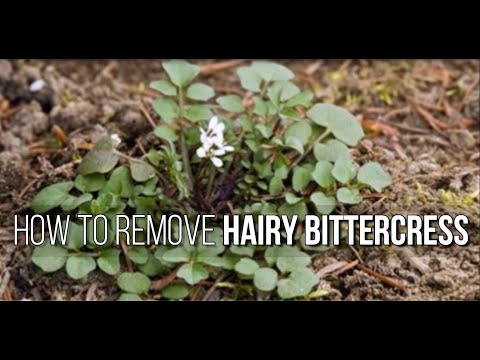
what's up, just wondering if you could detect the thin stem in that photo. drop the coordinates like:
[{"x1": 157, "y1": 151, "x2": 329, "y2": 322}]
[
  {"x1": 206, "y1": 163, "x2": 216, "y2": 199},
  {"x1": 288, "y1": 129, "x2": 332, "y2": 172},
  {"x1": 178, "y1": 87, "x2": 194, "y2": 192}
]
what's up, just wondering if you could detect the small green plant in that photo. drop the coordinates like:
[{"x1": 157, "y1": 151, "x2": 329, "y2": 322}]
[{"x1": 30, "y1": 60, "x2": 391, "y2": 300}]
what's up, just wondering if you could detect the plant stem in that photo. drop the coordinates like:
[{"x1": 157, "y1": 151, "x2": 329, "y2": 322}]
[
  {"x1": 206, "y1": 163, "x2": 216, "y2": 199},
  {"x1": 178, "y1": 87, "x2": 194, "y2": 192},
  {"x1": 288, "y1": 129, "x2": 332, "y2": 172}
]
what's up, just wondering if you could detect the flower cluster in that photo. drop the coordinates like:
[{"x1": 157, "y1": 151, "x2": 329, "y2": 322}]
[{"x1": 196, "y1": 116, "x2": 233, "y2": 167}]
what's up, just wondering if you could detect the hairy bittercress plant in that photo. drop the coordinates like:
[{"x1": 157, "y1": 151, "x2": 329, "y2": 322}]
[{"x1": 30, "y1": 60, "x2": 391, "y2": 300}]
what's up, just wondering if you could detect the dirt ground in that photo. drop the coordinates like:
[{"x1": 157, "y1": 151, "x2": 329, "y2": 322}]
[{"x1": 0, "y1": 59, "x2": 478, "y2": 300}]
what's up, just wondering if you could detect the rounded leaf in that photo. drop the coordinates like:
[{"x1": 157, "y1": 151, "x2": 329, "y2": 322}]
[
  {"x1": 32, "y1": 244, "x2": 68, "y2": 272},
  {"x1": 277, "y1": 268, "x2": 319, "y2": 299},
  {"x1": 185, "y1": 104, "x2": 213, "y2": 121},
  {"x1": 154, "y1": 125, "x2": 178, "y2": 143},
  {"x1": 278, "y1": 201, "x2": 308, "y2": 222},
  {"x1": 97, "y1": 249, "x2": 121, "y2": 275},
  {"x1": 130, "y1": 161, "x2": 156, "y2": 182},
  {"x1": 332, "y1": 157, "x2": 357, "y2": 184},
  {"x1": 237, "y1": 66, "x2": 262, "y2": 92},
  {"x1": 162, "y1": 284, "x2": 190, "y2": 300},
  {"x1": 292, "y1": 166, "x2": 312, "y2": 192},
  {"x1": 314, "y1": 139, "x2": 351, "y2": 163},
  {"x1": 357, "y1": 162, "x2": 392, "y2": 192},
  {"x1": 312, "y1": 161, "x2": 335, "y2": 188},
  {"x1": 285, "y1": 122, "x2": 312, "y2": 145},
  {"x1": 66, "y1": 254, "x2": 96, "y2": 280},
  {"x1": 78, "y1": 149, "x2": 120, "y2": 176},
  {"x1": 162, "y1": 60, "x2": 199, "y2": 88},
  {"x1": 186, "y1": 83, "x2": 215, "y2": 101},
  {"x1": 177, "y1": 263, "x2": 209, "y2": 285},
  {"x1": 252, "y1": 61, "x2": 294, "y2": 82},
  {"x1": 254, "y1": 268, "x2": 278, "y2": 292},
  {"x1": 152, "y1": 98, "x2": 179, "y2": 123},
  {"x1": 217, "y1": 95, "x2": 244, "y2": 113},
  {"x1": 75, "y1": 174, "x2": 106, "y2": 193},
  {"x1": 337, "y1": 187, "x2": 362, "y2": 204},
  {"x1": 307, "y1": 103, "x2": 364, "y2": 146},
  {"x1": 234, "y1": 258, "x2": 259, "y2": 276},
  {"x1": 30, "y1": 181, "x2": 74, "y2": 214},
  {"x1": 276, "y1": 247, "x2": 311, "y2": 273},
  {"x1": 310, "y1": 192, "x2": 336, "y2": 215},
  {"x1": 117, "y1": 272, "x2": 151, "y2": 294},
  {"x1": 150, "y1": 80, "x2": 177, "y2": 96},
  {"x1": 118, "y1": 293, "x2": 142, "y2": 301}
]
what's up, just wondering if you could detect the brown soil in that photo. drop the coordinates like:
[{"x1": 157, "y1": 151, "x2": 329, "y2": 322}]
[{"x1": 0, "y1": 59, "x2": 479, "y2": 301}]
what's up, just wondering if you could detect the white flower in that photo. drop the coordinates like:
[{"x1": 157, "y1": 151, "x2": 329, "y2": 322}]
[
  {"x1": 197, "y1": 116, "x2": 234, "y2": 168},
  {"x1": 110, "y1": 133, "x2": 121, "y2": 147},
  {"x1": 29, "y1": 79, "x2": 46, "y2": 92}
]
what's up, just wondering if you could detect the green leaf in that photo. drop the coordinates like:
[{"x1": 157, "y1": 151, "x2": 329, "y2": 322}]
[
  {"x1": 154, "y1": 125, "x2": 178, "y2": 143},
  {"x1": 97, "y1": 249, "x2": 121, "y2": 275},
  {"x1": 267, "y1": 82, "x2": 283, "y2": 107},
  {"x1": 138, "y1": 255, "x2": 169, "y2": 277},
  {"x1": 237, "y1": 66, "x2": 262, "y2": 92},
  {"x1": 277, "y1": 268, "x2": 319, "y2": 299},
  {"x1": 276, "y1": 247, "x2": 311, "y2": 273},
  {"x1": 310, "y1": 192, "x2": 337, "y2": 215},
  {"x1": 197, "y1": 254, "x2": 224, "y2": 267},
  {"x1": 269, "y1": 175, "x2": 284, "y2": 196},
  {"x1": 285, "y1": 193, "x2": 303, "y2": 205},
  {"x1": 150, "y1": 80, "x2": 177, "y2": 96},
  {"x1": 285, "y1": 136, "x2": 304, "y2": 154},
  {"x1": 161, "y1": 247, "x2": 191, "y2": 263},
  {"x1": 65, "y1": 222, "x2": 84, "y2": 250},
  {"x1": 265, "y1": 246, "x2": 282, "y2": 267},
  {"x1": 337, "y1": 187, "x2": 362, "y2": 204},
  {"x1": 234, "y1": 258, "x2": 259, "y2": 276},
  {"x1": 75, "y1": 174, "x2": 106, "y2": 193},
  {"x1": 177, "y1": 263, "x2": 209, "y2": 285},
  {"x1": 307, "y1": 103, "x2": 364, "y2": 146},
  {"x1": 285, "y1": 90, "x2": 314, "y2": 107},
  {"x1": 357, "y1": 162, "x2": 392, "y2": 192},
  {"x1": 285, "y1": 122, "x2": 312, "y2": 145},
  {"x1": 278, "y1": 201, "x2": 308, "y2": 222},
  {"x1": 186, "y1": 83, "x2": 214, "y2": 101},
  {"x1": 130, "y1": 161, "x2": 156, "y2": 182},
  {"x1": 162, "y1": 284, "x2": 190, "y2": 300},
  {"x1": 292, "y1": 166, "x2": 312, "y2": 192},
  {"x1": 230, "y1": 245, "x2": 255, "y2": 257},
  {"x1": 66, "y1": 254, "x2": 96, "y2": 280},
  {"x1": 118, "y1": 293, "x2": 142, "y2": 301},
  {"x1": 152, "y1": 98, "x2": 179, "y2": 124},
  {"x1": 314, "y1": 139, "x2": 351, "y2": 162},
  {"x1": 279, "y1": 81, "x2": 300, "y2": 101},
  {"x1": 253, "y1": 97, "x2": 268, "y2": 117},
  {"x1": 31, "y1": 244, "x2": 68, "y2": 272},
  {"x1": 256, "y1": 124, "x2": 273, "y2": 138},
  {"x1": 31, "y1": 181, "x2": 74, "y2": 213},
  {"x1": 126, "y1": 246, "x2": 149, "y2": 265},
  {"x1": 117, "y1": 272, "x2": 151, "y2": 294},
  {"x1": 61, "y1": 193, "x2": 93, "y2": 212},
  {"x1": 185, "y1": 104, "x2": 213, "y2": 121},
  {"x1": 332, "y1": 157, "x2": 357, "y2": 184},
  {"x1": 163, "y1": 60, "x2": 199, "y2": 88},
  {"x1": 254, "y1": 268, "x2": 278, "y2": 292},
  {"x1": 101, "y1": 166, "x2": 135, "y2": 198},
  {"x1": 217, "y1": 95, "x2": 245, "y2": 113},
  {"x1": 79, "y1": 149, "x2": 120, "y2": 176},
  {"x1": 312, "y1": 161, "x2": 335, "y2": 188},
  {"x1": 252, "y1": 61, "x2": 294, "y2": 82}
]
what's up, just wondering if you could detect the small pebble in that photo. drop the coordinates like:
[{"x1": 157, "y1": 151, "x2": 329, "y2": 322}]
[{"x1": 29, "y1": 79, "x2": 46, "y2": 92}]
